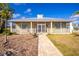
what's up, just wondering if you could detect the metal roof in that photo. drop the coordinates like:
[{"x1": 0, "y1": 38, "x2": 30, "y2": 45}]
[{"x1": 8, "y1": 17, "x2": 74, "y2": 22}]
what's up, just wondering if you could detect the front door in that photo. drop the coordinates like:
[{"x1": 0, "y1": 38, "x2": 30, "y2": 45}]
[{"x1": 37, "y1": 24, "x2": 46, "y2": 33}]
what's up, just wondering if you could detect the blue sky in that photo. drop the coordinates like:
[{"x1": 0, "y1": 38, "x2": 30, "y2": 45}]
[{"x1": 10, "y1": 3, "x2": 79, "y2": 20}]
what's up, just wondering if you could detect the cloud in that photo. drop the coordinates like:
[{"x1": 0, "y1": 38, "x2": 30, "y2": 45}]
[
  {"x1": 70, "y1": 14, "x2": 79, "y2": 18},
  {"x1": 73, "y1": 21, "x2": 79, "y2": 24},
  {"x1": 24, "y1": 8, "x2": 32, "y2": 13},
  {"x1": 21, "y1": 16, "x2": 26, "y2": 19},
  {"x1": 13, "y1": 13, "x2": 21, "y2": 18}
]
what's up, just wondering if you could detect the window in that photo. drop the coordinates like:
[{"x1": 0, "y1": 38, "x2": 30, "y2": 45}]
[
  {"x1": 62, "y1": 22, "x2": 70, "y2": 28},
  {"x1": 62, "y1": 22, "x2": 66, "y2": 28},
  {"x1": 53, "y1": 22, "x2": 60, "y2": 29},
  {"x1": 66, "y1": 23, "x2": 70, "y2": 29},
  {"x1": 12, "y1": 22, "x2": 16, "y2": 29},
  {"x1": 47, "y1": 23, "x2": 50, "y2": 28},
  {"x1": 20, "y1": 23, "x2": 29, "y2": 29}
]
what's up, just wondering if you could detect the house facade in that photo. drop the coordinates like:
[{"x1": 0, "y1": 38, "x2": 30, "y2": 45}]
[{"x1": 9, "y1": 15, "x2": 74, "y2": 34}]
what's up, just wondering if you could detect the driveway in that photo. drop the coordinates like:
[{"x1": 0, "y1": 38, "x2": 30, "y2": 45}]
[{"x1": 38, "y1": 33, "x2": 63, "y2": 56}]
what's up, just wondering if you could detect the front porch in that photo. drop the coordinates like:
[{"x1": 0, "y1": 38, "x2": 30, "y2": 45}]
[{"x1": 10, "y1": 21, "x2": 72, "y2": 34}]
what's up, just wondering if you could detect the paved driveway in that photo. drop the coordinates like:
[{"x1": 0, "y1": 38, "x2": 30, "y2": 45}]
[{"x1": 38, "y1": 34, "x2": 63, "y2": 56}]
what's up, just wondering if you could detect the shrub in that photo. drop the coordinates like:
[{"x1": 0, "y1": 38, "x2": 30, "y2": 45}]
[
  {"x1": 33, "y1": 33, "x2": 38, "y2": 38},
  {"x1": 2, "y1": 28, "x2": 17, "y2": 35},
  {"x1": 72, "y1": 32, "x2": 79, "y2": 36},
  {"x1": 74, "y1": 27, "x2": 79, "y2": 31}
]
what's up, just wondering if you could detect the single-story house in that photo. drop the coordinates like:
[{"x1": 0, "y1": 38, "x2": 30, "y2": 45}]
[
  {"x1": 9, "y1": 14, "x2": 74, "y2": 34},
  {"x1": 73, "y1": 23, "x2": 79, "y2": 32}
]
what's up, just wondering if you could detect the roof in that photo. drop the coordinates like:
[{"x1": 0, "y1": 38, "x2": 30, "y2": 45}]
[{"x1": 8, "y1": 17, "x2": 74, "y2": 22}]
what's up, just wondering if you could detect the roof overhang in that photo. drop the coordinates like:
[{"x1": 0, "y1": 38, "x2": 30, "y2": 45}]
[{"x1": 8, "y1": 18, "x2": 74, "y2": 22}]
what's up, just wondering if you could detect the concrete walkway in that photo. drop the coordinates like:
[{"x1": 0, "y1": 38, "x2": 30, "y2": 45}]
[{"x1": 38, "y1": 34, "x2": 63, "y2": 56}]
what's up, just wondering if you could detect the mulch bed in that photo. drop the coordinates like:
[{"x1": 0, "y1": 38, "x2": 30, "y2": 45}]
[{"x1": 0, "y1": 34, "x2": 38, "y2": 56}]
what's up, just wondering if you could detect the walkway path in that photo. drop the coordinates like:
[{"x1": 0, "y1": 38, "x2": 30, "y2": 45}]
[{"x1": 38, "y1": 34, "x2": 63, "y2": 56}]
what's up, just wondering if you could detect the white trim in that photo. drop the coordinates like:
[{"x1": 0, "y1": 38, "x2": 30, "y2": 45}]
[
  {"x1": 70, "y1": 22, "x2": 73, "y2": 33},
  {"x1": 60, "y1": 22, "x2": 62, "y2": 33},
  {"x1": 10, "y1": 22, "x2": 13, "y2": 32},
  {"x1": 50, "y1": 21, "x2": 53, "y2": 34}
]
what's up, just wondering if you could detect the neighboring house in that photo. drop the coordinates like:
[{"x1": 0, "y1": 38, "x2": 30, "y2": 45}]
[
  {"x1": 9, "y1": 14, "x2": 74, "y2": 34},
  {"x1": 74, "y1": 23, "x2": 79, "y2": 28},
  {"x1": 73, "y1": 23, "x2": 79, "y2": 31}
]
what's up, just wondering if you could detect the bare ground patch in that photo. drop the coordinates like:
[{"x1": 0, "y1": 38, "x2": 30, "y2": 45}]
[{"x1": 0, "y1": 34, "x2": 38, "y2": 56}]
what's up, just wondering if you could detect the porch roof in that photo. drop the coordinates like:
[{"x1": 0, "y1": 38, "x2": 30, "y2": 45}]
[{"x1": 9, "y1": 18, "x2": 74, "y2": 22}]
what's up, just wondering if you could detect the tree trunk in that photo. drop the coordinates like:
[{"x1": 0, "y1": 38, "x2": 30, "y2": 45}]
[
  {"x1": 0, "y1": 19, "x2": 5, "y2": 33},
  {"x1": 5, "y1": 20, "x2": 7, "y2": 42},
  {"x1": 3, "y1": 19, "x2": 8, "y2": 47}
]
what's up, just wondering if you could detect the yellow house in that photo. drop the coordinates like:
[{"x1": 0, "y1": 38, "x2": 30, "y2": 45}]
[{"x1": 9, "y1": 14, "x2": 74, "y2": 34}]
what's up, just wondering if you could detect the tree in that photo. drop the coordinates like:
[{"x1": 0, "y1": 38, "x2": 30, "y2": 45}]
[
  {"x1": 0, "y1": 3, "x2": 5, "y2": 33},
  {"x1": 73, "y1": 11, "x2": 79, "y2": 31},
  {"x1": 0, "y1": 3, "x2": 13, "y2": 33},
  {"x1": 0, "y1": 3, "x2": 13, "y2": 43}
]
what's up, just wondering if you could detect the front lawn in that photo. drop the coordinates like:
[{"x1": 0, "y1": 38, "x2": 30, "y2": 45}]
[{"x1": 47, "y1": 34, "x2": 79, "y2": 56}]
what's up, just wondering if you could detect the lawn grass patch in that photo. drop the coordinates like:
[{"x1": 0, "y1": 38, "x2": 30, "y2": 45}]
[{"x1": 47, "y1": 34, "x2": 79, "y2": 56}]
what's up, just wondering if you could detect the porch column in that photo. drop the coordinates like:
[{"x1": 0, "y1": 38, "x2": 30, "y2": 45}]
[
  {"x1": 10, "y1": 22, "x2": 13, "y2": 32},
  {"x1": 70, "y1": 22, "x2": 73, "y2": 33},
  {"x1": 60, "y1": 22, "x2": 63, "y2": 33},
  {"x1": 45, "y1": 22, "x2": 46, "y2": 32},
  {"x1": 50, "y1": 21, "x2": 53, "y2": 34},
  {"x1": 30, "y1": 22, "x2": 33, "y2": 33}
]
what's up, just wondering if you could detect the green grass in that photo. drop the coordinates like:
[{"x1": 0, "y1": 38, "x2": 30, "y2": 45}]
[{"x1": 47, "y1": 34, "x2": 79, "y2": 56}]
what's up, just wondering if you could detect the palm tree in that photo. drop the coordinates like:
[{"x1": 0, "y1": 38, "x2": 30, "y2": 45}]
[
  {"x1": 74, "y1": 11, "x2": 79, "y2": 15},
  {"x1": 0, "y1": 3, "x2": 13, "y2": 43}
]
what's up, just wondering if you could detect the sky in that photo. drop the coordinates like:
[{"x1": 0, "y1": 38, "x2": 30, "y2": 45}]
[{"x1": 10, "y1": 3, "x2": 79, "y2": 20}]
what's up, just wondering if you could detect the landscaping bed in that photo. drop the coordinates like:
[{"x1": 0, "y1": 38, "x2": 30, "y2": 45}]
[{"x1": 0, "y1": 34, "x2": 38, "y2": 56}]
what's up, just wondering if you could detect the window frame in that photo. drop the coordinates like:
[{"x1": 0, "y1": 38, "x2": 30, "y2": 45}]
[{"x1": 20, "y1": 23, "x2": 29, "y2": 29}]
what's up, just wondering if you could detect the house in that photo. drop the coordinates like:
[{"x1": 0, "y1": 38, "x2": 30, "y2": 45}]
[
  {"x1": 9, "y1": 14, "x2": 74, "y2": 34},
  {"x1": 73, "y1": 23, "x2": 79, "y2": 31}
]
